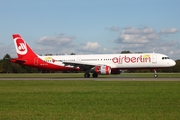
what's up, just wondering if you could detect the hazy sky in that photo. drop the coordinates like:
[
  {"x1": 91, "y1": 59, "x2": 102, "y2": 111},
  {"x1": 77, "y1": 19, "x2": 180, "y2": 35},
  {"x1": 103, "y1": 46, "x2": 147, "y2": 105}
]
[{"x1": 0, "y1": 0, "x2": 180, "y2": 60}]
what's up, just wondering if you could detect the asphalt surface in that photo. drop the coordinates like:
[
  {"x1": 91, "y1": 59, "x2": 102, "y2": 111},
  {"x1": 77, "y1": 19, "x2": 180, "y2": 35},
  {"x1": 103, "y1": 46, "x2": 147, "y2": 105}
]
[{"x1": 0, "y1": 77, "x2": 179, "y2": 81}]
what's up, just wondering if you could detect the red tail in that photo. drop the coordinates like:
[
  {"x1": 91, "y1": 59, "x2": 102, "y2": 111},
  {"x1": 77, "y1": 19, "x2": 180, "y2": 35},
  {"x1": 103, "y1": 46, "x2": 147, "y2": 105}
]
[
  {"x1": 12, "y1": 34, "x2": 37, "y2": 59},
  {"x1": 11, "y1": 34, "x2": 76, "y2": 71}
]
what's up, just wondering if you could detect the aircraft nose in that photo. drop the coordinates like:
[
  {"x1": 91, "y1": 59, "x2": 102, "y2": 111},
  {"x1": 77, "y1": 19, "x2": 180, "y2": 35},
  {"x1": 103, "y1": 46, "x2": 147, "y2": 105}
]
[
  {"x1": 167, "y1": 60, "x2": 176, "y2": 67},
  {"x1": 169, "y1": 60, "x2": 176, "y2": 66},
  {"x1": 172, "y1": 60, "x2": 176, "y2": 66}
]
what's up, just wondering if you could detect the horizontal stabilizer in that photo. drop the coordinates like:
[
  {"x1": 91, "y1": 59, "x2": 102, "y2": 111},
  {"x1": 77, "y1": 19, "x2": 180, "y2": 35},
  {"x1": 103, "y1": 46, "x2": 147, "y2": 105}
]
[{"x1": 11, "y1": 58, "x2": 26, "y2": 63}]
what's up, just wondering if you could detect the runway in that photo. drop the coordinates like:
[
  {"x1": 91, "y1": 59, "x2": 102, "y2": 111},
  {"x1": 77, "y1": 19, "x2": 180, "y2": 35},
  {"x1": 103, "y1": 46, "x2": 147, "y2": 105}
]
[{"x1": 0, "y1": 77, "x2": 179, "y2": 81}]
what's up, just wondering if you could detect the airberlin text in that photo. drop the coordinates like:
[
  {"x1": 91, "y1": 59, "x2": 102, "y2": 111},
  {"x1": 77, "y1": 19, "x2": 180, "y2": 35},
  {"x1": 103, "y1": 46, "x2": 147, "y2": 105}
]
[{"x1": 112, "y1": 55, "x2": 151, "y2": 64}]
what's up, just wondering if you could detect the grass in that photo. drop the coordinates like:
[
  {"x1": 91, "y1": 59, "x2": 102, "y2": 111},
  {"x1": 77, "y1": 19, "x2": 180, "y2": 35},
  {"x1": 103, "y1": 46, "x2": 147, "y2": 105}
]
[
  {"x1": 0, "y1": 80, "x2": 180, "y2": 119},
  {"x1": 0, "y1": 73, "x2": 180, "y2": 78}
]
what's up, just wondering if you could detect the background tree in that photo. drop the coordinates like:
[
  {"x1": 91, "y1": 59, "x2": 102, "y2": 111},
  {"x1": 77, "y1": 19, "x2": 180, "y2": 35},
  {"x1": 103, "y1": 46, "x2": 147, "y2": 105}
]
[
  {"x1": 0, "y1": 59, "x2": 3, "y2": 73},
  {"x1": 169, "y1": 60, "x2": 180, "y2": 72},
  {"x1": 0, "y1": 53, "x2": 180, "y2": 73},
  {"x1": 121, "y1": 51, "x2": 131, "y2": 54},
  {"x1": 70, "y1": 53, "x2": 76, "y2": 55},
  {"x1": 2, "y1": 54, "x2": 13, "y2": 73}
]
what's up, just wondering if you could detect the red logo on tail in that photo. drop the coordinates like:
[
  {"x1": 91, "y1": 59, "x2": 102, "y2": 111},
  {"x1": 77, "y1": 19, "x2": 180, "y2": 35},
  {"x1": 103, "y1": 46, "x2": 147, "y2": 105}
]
[{"x1": 14, "y1": 38, "x2": 27, "y2": 55}]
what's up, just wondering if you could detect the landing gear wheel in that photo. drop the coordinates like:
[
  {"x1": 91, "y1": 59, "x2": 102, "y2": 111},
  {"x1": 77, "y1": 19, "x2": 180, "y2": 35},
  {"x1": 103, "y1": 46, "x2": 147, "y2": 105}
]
[
  {"x1": 84, "y1": 73, "x2": 90, "y2": 78},
  {"x1": 92, "y1": 72, "x2": 98, "y2": 78},
  {"x1": 154, "y1": 74, "x2": 158, "y2": 78},
  {"x1": 153, "y1": 69, "x2": 158, "y2": 78}
]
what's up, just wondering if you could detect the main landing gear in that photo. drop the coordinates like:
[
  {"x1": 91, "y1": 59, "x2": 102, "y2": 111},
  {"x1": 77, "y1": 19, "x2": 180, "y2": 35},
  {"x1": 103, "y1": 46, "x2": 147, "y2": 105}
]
[
  {"x1": 154, "y1": 69, "x2": 158, "y2": 78},
  {"x1": 92, "y1": 72, "x2": 98, "y2": 78},
  {"x1": 84, "y1": 72, "x2": 90, "y2": 78},
  {"x1": 84, "y1": 72, "x2": 98, "y2": 78}
]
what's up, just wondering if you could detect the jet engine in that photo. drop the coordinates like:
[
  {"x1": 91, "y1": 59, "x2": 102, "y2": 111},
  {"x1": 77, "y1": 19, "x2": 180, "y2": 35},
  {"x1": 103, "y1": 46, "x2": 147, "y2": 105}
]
[{"x1": 95, "y1": 65, "x2": 111, "y2": 74}]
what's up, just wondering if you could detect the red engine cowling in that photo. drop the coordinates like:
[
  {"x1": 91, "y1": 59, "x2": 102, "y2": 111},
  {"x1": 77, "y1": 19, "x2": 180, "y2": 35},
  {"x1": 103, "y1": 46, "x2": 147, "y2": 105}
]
[{"x1": 95, "y1": 65, "x2": 111, "y2": 75}]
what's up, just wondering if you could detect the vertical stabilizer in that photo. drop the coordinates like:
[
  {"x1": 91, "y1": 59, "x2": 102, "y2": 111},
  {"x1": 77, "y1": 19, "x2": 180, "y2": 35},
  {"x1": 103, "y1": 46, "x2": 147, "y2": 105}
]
[{"x1": 12, "y1": 34, "x2": 37, "y2": 58}]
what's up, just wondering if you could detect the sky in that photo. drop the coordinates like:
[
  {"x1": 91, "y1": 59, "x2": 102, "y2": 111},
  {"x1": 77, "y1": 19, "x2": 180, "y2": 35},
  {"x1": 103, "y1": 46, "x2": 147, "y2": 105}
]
[{"x1": 0, "y1": 0, "x2": 180, "y2": 60}]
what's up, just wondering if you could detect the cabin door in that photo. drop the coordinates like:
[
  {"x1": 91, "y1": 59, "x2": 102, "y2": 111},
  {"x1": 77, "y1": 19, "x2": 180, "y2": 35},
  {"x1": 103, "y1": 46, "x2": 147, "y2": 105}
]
[{"x1": 152, "y1": 54, "x2": 157, "y2": 63}]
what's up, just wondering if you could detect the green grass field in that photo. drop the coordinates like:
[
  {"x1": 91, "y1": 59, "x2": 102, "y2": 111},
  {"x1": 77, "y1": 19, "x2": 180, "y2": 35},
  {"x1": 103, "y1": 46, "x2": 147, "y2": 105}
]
[
  {"x1": 0, "y1": 73, "x2": 180, "y2": 78},
  {"x1": 0, "y1": 80, "x2": 180, "y2": 119}
]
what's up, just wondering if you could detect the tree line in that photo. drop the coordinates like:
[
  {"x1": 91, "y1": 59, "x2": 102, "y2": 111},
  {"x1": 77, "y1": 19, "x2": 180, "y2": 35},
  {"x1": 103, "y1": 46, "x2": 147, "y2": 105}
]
[{"x1": 0, "y1": 54, "x2": 180, "y2": 73}]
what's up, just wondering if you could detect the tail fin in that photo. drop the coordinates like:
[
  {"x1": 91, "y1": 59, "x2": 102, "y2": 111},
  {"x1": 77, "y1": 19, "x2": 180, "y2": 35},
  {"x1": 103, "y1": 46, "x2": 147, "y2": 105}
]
[{"x1": 12, "y1": 34, "x2": 37, "y2": 58}]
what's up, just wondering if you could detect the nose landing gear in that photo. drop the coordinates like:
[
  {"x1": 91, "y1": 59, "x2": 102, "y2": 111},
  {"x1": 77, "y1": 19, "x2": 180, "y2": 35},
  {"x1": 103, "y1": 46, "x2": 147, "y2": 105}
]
[{"x1": 154, "y1": 69, "x2": 158, "y2": 78}]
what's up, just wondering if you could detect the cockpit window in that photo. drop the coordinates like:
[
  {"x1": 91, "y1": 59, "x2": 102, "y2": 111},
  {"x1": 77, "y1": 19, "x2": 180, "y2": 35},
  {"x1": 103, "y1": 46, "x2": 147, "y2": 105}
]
[{"x1": 162, "y1": 57, "x2": 170, "y2": 60}]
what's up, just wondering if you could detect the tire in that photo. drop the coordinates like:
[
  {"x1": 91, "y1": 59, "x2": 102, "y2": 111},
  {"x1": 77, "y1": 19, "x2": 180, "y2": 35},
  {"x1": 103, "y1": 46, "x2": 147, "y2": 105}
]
[
  {"x1": 92, "y1": 72, "x2": 98, "y2": 78},
  {"x1": 84, "y1": 73, "x2": 90, "y2": 78},
  {"x1": 154, "y1": 74, "x2": 158, "y2": 78}
]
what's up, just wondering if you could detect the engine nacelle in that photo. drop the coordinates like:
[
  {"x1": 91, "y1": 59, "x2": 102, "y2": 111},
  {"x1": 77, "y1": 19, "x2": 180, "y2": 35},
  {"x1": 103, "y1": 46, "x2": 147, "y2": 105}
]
[{"x1": 95, "y1": 65, "x2": 111, "y2": 75}]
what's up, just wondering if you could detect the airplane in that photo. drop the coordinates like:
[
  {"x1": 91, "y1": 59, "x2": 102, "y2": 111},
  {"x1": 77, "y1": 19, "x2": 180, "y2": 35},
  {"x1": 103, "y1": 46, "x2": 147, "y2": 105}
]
[{"x1": 11, "y1": 34, "x2": 176, "y2": 78}]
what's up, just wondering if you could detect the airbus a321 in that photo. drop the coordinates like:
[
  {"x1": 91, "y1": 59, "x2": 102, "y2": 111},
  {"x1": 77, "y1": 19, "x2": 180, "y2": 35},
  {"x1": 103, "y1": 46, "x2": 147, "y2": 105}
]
[{"x1": 11, "y1": 34, "x2": 176, "y2": 78}]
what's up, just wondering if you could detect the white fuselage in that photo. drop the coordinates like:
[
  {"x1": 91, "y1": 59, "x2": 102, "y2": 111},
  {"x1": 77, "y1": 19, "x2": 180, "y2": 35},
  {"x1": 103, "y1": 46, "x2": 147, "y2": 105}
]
[{"x1": 38, "y1": 53, "x2": 176, "y2": 70}]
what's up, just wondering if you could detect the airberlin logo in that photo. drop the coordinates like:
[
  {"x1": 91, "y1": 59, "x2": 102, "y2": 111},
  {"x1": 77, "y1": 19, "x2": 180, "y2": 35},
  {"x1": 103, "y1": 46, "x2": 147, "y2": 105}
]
[
  {"x1": 14, "y1": 38, "x2": 27, "y2": 55},
  {"x1": 112, "y1": 55, "x2": 151, "y2": 63},
  {"x1": 112, "y1": 57, "x2": 119, "y2": 63}
]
